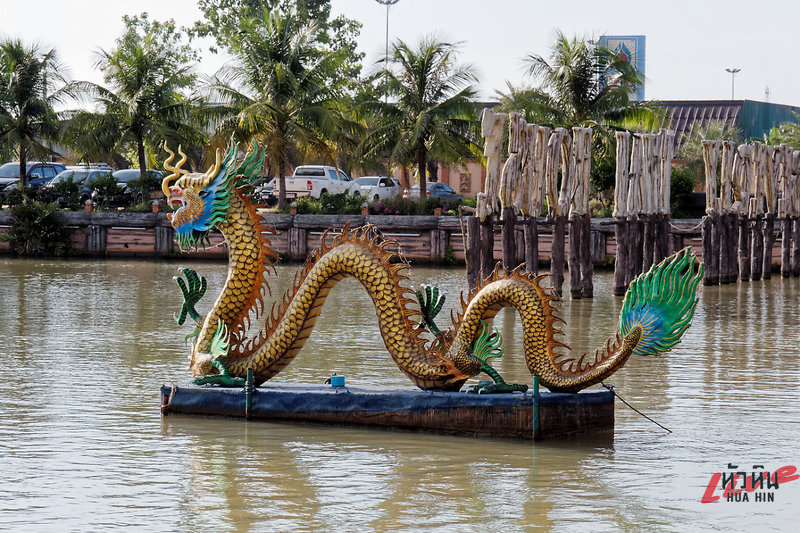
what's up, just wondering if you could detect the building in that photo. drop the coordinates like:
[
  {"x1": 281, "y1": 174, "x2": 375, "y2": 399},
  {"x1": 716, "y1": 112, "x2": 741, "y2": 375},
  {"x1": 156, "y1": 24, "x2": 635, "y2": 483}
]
[{"x1": 657, "y1": 99, "x2": 800, "y2": 146}]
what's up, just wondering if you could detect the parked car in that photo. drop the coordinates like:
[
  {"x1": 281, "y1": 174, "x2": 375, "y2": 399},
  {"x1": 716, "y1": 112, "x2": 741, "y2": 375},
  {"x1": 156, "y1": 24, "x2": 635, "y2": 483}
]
[
  {"x1": 352, "y1": 176, "x2": 402, "y2": 202},
  {"x1": 111, "y1": 169, "x2": 166, "y2": 203},
  {"x1": 252, "y1": 178, "x2": 278, "y2": 207},
  {"x1": 274, "y1": 165, "x2": 356, "y2": 199},
  {"x1": 0, "y1": 161, "x2": 67, "y2": 194},
  {"x1": 402, "y1": 182, "x2": 462, "y2": 204},
  {"x1": 46, "y1": 168, "x2": 115, "y2": 205}
]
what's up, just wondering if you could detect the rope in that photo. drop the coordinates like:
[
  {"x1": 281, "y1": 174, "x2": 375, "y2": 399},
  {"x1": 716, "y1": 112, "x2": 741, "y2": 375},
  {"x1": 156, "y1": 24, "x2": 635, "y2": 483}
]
[
  {"x1": 668, "y1": 215, "x2": 706, "y2": 233},
  {"x1": 601, "y1": 382, "x2": 672, "y2": 434},
  {"x1": 161, "y1": 382, "x2": 177, "y2": 415}
]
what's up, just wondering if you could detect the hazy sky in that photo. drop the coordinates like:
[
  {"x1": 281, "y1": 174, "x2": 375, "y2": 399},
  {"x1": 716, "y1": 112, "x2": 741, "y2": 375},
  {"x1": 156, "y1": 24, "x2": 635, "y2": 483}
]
[{"x1": 3, "y1": 0, "x2": 800, "y2": 105}]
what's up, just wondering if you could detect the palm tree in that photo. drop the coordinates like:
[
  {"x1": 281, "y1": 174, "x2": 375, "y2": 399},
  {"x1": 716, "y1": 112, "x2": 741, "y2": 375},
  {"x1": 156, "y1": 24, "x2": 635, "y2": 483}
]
[
  {"x1": 0, "y1": 39, "x2": 68, "y2": 187},
  {"x1": 202, "y1": 9, "x2": 355, "y2": 209},
  {"x1": 63, "y1": 25, "x2": 201, "y2": 176},
  {"x1": 499, "y1": 31, "x2": 657, "y2": 158},
  {"x1": 359, "y1": 36, "x2": 481, "y2": 200}
]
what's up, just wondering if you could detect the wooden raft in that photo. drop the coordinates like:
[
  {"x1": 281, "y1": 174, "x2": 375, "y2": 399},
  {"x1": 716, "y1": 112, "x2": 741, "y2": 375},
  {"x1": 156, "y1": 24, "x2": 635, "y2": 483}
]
[{"x1": 160, "y1": 382, "x2": 614, "y2": 440}]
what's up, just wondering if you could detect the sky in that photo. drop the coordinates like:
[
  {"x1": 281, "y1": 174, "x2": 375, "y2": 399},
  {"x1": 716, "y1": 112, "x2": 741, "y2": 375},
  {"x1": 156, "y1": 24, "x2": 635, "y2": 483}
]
[{"x1": 3, "y1": 0, "x2": 800, "y2": 105}]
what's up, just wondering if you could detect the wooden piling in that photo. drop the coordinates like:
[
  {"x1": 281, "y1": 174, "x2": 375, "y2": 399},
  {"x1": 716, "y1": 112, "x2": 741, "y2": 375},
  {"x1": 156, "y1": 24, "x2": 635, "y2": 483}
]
[
  {"x1": 739, "y1": 215, "x2": 752, "y2": 282},
  {"x1": 466, "y1": 215, "x2": 481, "y2": 289},
  {"x1": 524, "y1": 217, "x2": 539, "y2": 276},
  {"x1": 580, "y1": 213, "x2": 593, "y2": 298},
  {"x1": 480, "y1": 216, "x2": 495, "y2": 281},
  {"x1": 613, "y1": 219, "x2": 628, "y2": 296},
  {"x1": 792, "y1": 217, "x2": 800, "y2": 277},
  {"x1": 751, "y1": 213, "x2": 764, "y2": 281},
  {"x1": 568, "y1": 213, "x2": 582, "y2": 298},
  {"x1": 763, "y1": 213, "x2": 775, "y2": 278},
  {"x1": 703, "y1": 212, "x2": 719, "y2": 285},
  {"x1": 781, "y1": 216, "x2": 792, "y2": 278},
  {"x1": 502, "y1": 207, "x2": 517, "y2": 273},
  {"x1": 550, "y1": 216, "x2": 566, "y2": 297}
]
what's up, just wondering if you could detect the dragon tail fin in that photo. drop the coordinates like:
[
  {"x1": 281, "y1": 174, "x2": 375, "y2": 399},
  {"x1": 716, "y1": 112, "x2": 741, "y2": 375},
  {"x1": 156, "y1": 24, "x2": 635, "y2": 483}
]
[{"x1": 619, "y1": 247, "x2": 703, "y2": 356}]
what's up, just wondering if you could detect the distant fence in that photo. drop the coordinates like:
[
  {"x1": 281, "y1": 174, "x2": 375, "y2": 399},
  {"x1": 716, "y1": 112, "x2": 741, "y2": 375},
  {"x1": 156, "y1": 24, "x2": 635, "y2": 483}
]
[{"x1": 0, "y1": 210, "x2": 769, "y2": 264}]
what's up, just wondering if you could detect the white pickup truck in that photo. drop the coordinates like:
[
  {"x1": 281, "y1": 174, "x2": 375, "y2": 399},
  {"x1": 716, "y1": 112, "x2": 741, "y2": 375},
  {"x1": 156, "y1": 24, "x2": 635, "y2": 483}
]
[{"x1": 275, "y1": 165, "x2": 356, "y2": 199}]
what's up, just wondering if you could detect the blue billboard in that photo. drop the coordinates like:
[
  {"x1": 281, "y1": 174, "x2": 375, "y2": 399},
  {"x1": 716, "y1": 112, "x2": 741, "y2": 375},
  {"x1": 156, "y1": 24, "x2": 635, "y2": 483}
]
[{"x1": 598, "y1": 35, "x2": 646, "y2": 101}]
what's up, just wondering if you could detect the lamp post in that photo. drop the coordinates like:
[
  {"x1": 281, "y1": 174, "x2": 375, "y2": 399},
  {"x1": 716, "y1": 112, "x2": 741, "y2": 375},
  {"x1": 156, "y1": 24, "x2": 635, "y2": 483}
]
[
  {"x1": 725, "y1": 68, "x2": 741, "y2": 100},
  {"x1": 375, "y1": 0, "x2": 399, "y2": 73}
]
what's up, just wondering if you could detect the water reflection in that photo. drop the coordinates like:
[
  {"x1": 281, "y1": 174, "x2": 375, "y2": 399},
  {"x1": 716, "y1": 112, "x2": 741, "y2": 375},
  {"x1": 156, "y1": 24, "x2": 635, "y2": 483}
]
[{"x1": 1, "y1": 257, "x2": 799, "y2": 530}]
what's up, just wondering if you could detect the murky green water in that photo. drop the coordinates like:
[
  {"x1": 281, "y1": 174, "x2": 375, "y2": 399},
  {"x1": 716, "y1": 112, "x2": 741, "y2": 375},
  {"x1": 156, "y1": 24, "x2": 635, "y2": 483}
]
[{"x1": 1, "y1": 257, "x2": 798, "y2": 531}]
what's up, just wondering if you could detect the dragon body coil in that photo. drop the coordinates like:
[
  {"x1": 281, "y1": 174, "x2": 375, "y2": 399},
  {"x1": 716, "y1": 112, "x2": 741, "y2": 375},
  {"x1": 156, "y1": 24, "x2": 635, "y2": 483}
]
[{"x1": 163, "y1": 142, "x2": 703, "y2": 392}]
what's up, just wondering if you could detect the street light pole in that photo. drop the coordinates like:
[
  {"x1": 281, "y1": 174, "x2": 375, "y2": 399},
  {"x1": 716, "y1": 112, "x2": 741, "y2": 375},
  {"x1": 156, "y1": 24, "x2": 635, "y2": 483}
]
[
  {"x1": 375, "y1": 0, "x2": 399, "y2": 73},
  {"x1": 725, "y1": 68, "x2": 741, "y2": 100}
]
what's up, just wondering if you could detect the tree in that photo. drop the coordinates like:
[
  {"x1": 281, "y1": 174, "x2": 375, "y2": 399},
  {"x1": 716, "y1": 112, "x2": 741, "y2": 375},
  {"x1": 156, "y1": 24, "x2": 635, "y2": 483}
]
[
  {"x1": 497, "y1": 31, "x2": 658, "y2": 193},
  {"x1": 0, "y1": 40, "x2": 68, "y2": 187},
  {"x1": 62, "y1": 14, "x2": 202, "y2": 175},
  {"x1": 192, "y1": 0, "x2": 363, "y2": 80},
  {"x1": 677, "y1": 120, "x2": 743, "y2": 186},
  {"x1": 201, "y1": 9, "x2": 356, "y2": 208},
  {"x1": 359, "y1": 36, "x2": 481, "y2": 200},
  {"x1": 764, "y1": 111, "x2": 800, "y2": 148}
]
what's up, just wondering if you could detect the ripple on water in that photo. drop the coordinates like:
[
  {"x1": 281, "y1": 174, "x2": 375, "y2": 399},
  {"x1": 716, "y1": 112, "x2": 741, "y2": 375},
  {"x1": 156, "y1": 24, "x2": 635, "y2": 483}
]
[{"x1": 0, "y1": 258, "x2": 798, "y2": 531}]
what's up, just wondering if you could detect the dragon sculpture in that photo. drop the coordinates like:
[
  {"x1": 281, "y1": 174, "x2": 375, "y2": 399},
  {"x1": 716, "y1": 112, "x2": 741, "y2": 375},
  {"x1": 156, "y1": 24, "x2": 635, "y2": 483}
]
[{"x1": 163, "y1": 141, "x2": 703, "y2": 393}]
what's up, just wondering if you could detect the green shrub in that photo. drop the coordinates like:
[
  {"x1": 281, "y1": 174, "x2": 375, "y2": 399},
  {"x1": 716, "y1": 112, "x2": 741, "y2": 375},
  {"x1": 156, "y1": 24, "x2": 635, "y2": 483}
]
[
  {"x1": 318, "y1": 191, "x2": 364, "y2": 214},
  {"x1": 3, "y1": 186, "x2": 29, "y2": 207},
  {"x1": 125, "y1": 200, "x2": 155, "y2": 213},
  {"x1": 128, "y1": 173, "x2": 161, "y2": 201},
  {"x1": 670, "y1": 167, "x2": 696, "y2": 218},
  {"x1": 89, "y1": 173, "x2": 123, "y2": 209},
  {"x1": 590, "y1": 198, "x2": 614, "y2": 218},
  {"x1": 0, "y1": 200, "x2": 72, "y2": 256},
  {"x1": 293, "y1": 195, "x2": 321, "y2": 214},
  {"x1": 50, "y1": 177, "x2": 83, "y2": 210}
]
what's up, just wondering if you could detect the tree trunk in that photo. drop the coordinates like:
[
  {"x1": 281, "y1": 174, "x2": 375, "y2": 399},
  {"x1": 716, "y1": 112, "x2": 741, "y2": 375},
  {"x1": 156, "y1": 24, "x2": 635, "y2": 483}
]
[
  {"x1": 137, "y1": 138, "x2": 148, "y2": 180},
  {"x1": 277, "y1": 158, "x2": 288, "y2": 210},
  {"x1": 702, "y1": 214, "x2": 717, "y2": 285},
  {"x1": 18, "y1": 145, "x2": 28, "y2": 188},
  {"x1": 417, "y1": 144, "x2": 427, "y2": 201},
  {"x1": 550, "y1": 215, "x2": 566, "y2": 297}
]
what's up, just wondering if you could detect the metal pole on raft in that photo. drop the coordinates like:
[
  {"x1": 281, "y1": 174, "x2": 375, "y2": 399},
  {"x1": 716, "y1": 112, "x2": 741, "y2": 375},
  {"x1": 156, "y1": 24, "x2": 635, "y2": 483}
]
[{"x1": 532, "y1": 375, "x2": 540, "y2": 435}]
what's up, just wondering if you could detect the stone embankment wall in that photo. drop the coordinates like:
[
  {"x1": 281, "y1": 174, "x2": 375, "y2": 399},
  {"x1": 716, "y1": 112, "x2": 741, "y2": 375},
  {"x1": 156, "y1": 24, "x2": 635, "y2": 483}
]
[{"x1": 0, "y1": 210, "x2": 746, "y2": 264}]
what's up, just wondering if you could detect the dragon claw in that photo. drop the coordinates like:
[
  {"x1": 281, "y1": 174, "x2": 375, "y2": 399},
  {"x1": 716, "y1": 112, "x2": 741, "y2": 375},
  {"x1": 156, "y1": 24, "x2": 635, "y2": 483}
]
[
  {"x1": 174, "y1": 268, "x2": 207, "y2": 326},
  {"x1": 416, "y1": 284, "x2": 446, "y2": 336}
]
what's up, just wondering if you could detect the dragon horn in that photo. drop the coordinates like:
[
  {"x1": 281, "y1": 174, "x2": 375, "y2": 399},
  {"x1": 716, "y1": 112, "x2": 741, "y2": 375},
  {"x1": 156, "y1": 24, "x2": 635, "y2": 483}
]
[
  {"x1": 162, "y1": 143, "x2": 189, "y2": 197},
  {"x1": 197, "y1": 148, "x2": 222, "y2": 189}
]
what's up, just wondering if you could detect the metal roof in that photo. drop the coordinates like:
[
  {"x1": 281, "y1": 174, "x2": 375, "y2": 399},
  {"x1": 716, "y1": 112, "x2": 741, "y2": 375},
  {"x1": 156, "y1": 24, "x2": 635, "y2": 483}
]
[{"x1": 655, "y1": 100, "x2": 743, "y2": 147}]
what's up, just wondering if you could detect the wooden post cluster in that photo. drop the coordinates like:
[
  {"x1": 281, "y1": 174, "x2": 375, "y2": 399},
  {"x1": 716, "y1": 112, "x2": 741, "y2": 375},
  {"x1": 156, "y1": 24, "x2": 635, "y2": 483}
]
[
  {"x1": 612, "y1": 129, "x2": 675, "y2": 295},
  {"x1": 466, "y1": 109, "x2": 593, "y2": 297},
  {"x1": 701, "y1": 140, "x2": 800, "y2": 284}
]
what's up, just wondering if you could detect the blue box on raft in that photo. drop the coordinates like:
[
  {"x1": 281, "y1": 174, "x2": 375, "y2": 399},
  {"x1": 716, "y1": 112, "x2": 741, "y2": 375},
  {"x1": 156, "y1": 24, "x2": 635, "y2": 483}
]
[{"x1": 160, "y1": 383, "x2": 614, "y2": 440}]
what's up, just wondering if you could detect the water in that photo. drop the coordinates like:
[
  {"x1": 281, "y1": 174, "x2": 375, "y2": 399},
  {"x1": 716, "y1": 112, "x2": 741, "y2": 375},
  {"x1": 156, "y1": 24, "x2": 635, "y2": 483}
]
[{"x1": 1, "y1": 257, "x2": 798, "y2": 531}]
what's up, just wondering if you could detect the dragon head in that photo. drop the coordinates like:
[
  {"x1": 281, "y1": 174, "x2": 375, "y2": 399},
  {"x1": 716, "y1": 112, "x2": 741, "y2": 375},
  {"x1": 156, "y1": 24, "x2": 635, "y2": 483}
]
[{"x1": 161, "y1": 141, "x2": 264, "y2": 250}]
